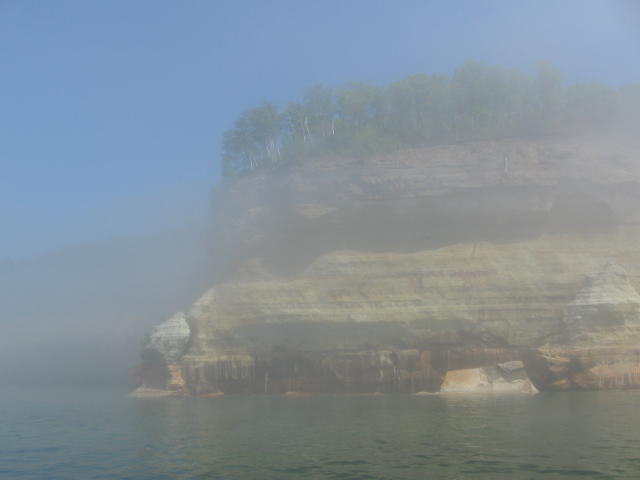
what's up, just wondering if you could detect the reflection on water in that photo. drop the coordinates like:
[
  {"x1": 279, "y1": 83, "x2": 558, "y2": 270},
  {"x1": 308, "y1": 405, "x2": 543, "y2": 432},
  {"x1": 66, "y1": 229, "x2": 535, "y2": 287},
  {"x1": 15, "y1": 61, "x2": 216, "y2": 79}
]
[{"x1": 2, "y1": 387, "x2": 640, "y2": 479}]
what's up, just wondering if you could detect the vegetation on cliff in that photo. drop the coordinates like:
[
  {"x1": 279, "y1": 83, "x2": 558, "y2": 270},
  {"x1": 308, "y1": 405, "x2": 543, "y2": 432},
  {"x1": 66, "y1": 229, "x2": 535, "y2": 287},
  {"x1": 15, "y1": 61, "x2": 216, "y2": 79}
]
[{"x1": 221, "y1": 61, "x2": 640, "y2": 180}]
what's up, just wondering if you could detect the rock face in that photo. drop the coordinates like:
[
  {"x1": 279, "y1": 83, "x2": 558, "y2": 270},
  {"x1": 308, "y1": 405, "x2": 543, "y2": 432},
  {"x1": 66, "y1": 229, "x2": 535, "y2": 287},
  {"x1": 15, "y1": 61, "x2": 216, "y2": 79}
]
[
  {"x1": 523, "y1": 264, "x2": 640, "y2": 391},
  {"x1": 440, "y1": 361, "x2": 536, "y2": 394},
  {"x1": 134, "y1": 312, "x2": 190, "y2": 394},
  {"x1": 136, "y1": 136, "x2": 640, "y2": 394},
  {"x1": 146, "y1": 312, "x2": 191, "y2": 363},
  {"x1": 561, "y1": 263, "x2": 640, "y2": 344}
]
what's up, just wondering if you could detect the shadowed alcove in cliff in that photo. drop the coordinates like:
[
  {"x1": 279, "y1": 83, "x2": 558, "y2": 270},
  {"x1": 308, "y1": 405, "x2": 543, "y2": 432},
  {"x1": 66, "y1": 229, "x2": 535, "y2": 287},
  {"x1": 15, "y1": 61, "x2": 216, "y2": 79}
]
[{"x1": 250, "y1": 185, "x2": 624, "y2": 278}]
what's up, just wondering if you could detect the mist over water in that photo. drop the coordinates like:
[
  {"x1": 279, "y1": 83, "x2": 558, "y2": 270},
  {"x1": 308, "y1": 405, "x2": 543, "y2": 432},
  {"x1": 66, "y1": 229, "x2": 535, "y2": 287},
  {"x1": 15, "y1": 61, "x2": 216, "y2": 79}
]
[
  {"x1": 0, "y1": 218, "x2": 212, "y2": 386},
  {"x1": 2, "y1": 1, "x2": 640, "y2": 479}
]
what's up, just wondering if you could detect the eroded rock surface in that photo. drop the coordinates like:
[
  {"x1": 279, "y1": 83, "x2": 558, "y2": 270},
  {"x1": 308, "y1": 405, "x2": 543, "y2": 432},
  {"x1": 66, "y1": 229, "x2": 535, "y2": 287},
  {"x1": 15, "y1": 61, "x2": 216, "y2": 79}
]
[
  {"x1": 523, "y1": 264, "x2": 640, "y2": 391},
  {"x1": 146, "y1": 312, "x2": 190, "y2": 363},
  {"x1": 133, "y1": 312, "x2": 190, "y2": 394},
  {"x1": 561, "y1": 263, "x2": 640, "y2": 344},
  {"x1": 441, "y1": 362, "x2": 537, "y2": 393},
  {"x1": 136, "y1": 136, "x2": 640, "y2": 394}
]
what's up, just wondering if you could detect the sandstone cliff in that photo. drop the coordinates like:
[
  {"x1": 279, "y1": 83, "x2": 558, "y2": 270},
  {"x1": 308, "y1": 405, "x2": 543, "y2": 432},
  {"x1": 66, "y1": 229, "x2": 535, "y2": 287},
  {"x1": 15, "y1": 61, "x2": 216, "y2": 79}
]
[{"x1": 135, "y1": 135, "x2": 640, "y2": 395}]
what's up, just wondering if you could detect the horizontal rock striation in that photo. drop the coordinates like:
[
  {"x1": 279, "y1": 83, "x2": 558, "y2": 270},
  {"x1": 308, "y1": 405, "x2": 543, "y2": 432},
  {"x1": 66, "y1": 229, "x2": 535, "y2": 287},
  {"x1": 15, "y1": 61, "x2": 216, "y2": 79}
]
[
  {"x1": 135, "y1": 136, "x2": 640, "y2": 395},
  {"x1": 523, "y1": 263, "x2": 640, "y2": 391}
]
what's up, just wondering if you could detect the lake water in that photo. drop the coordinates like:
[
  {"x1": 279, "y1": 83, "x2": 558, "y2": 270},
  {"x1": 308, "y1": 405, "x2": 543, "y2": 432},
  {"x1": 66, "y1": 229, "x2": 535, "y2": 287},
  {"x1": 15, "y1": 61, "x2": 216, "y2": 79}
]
[{"x1": 2, "y1": 387, "x2": 640, "y2": 479}]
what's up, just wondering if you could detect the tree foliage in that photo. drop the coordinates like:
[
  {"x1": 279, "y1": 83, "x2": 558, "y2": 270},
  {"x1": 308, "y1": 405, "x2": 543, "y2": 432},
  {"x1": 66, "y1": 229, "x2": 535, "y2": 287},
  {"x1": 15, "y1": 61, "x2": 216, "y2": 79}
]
[{"x1": 220, "y1": 61, "x2": 640, "y2": 180}]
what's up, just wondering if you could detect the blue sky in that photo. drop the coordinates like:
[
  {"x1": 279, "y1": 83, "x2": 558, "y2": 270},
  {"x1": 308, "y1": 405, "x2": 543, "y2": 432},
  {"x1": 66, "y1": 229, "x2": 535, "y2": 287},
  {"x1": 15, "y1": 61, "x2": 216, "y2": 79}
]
[{"x1": 1, "y1": 0, "x2": 639, "y2": 260}]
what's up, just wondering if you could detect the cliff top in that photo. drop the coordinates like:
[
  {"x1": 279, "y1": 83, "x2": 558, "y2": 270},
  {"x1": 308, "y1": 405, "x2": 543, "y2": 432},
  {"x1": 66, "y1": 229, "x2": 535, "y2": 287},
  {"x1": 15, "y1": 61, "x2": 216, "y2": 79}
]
[{"x1": 217, "y1": 135, "x2": 640, "y2": 215}]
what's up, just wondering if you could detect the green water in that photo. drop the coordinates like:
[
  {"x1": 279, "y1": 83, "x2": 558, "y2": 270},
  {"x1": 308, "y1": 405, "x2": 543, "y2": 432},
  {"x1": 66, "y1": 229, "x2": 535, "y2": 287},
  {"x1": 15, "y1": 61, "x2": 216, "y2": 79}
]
[{"x1": 2, "y1": 387, "x2": 640, "y2": 479}]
